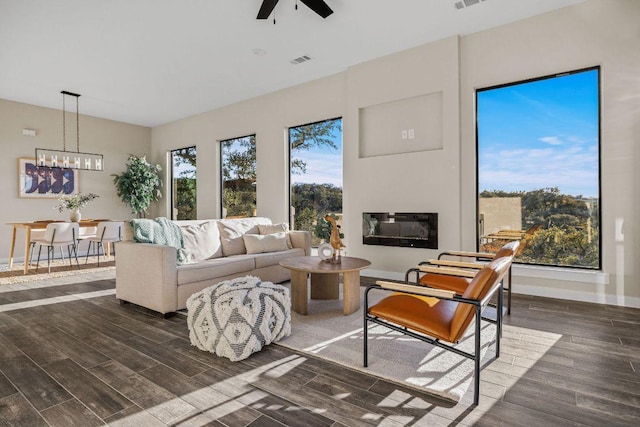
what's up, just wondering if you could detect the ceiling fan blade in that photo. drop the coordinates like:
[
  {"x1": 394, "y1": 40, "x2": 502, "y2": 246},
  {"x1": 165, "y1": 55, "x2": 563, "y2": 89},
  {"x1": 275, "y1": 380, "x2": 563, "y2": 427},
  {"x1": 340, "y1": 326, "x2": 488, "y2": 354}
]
[
  {"x1": 257, "y1": 0, "x2": 280, "y2": 19},
  {"x1": 299, "y1": 0, "x2": 333, "y2": 18}
]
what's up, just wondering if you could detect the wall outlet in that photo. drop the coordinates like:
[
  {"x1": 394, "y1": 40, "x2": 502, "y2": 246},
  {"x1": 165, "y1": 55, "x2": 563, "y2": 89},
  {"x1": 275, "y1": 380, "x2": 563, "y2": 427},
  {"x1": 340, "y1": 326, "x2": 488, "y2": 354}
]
[
  {"x1": 401, "y1": 130, "x2": 408, "y2": 140},
  {"x1": 408, "y1": 128, "x2": 415, "y2": 139}
]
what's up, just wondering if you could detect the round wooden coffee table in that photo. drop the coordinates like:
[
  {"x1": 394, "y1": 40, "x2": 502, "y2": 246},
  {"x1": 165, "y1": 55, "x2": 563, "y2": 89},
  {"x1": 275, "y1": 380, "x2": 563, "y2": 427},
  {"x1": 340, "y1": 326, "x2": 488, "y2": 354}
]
[{"x1": 279, "y1": 256, "x2": 371, "y2": 316}]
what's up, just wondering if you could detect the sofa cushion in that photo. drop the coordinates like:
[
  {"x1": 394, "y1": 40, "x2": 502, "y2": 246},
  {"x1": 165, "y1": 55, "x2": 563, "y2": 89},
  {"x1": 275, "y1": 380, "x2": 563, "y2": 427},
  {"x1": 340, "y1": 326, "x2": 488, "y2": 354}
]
[
  {"x1": 252, "y1": 248, "x2": 305, "y2": 269},
  {"x1": 177, "y1": 256, "x2": 255, "y2": 285},
  {"x1": 243, "y1": 233, "x2": 289, "y2": 255},
  {"x1": 181, "y1": 221, "x2": 222, "y2": 263},
  {"x1": 259, "y1": 223, "x2": 293, "y2": 249},
  {"x1": 218, "y1": 218, "x2": 271, "y2": 256}
]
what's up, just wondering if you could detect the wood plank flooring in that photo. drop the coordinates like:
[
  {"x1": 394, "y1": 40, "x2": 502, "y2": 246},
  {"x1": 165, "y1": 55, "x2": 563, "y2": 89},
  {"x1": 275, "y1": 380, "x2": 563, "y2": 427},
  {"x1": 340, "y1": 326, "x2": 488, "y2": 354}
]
[{"x1": 0, "y1": 276, "x2": 639, "y2": 426}]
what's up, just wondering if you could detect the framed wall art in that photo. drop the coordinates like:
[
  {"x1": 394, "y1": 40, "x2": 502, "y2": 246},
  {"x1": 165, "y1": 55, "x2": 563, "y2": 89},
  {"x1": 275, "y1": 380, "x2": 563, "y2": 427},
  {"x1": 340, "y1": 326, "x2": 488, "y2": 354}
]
[{"x1": 18, "y1": 158, "x2": 79, "y2": 198}]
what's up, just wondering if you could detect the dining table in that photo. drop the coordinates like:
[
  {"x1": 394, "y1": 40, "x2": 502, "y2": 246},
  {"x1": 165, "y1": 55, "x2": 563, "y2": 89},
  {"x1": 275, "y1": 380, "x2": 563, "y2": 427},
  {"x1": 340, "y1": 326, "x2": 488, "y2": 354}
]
[{"x1": 6, "y1": 219, "x2": 111, "y2": 274}]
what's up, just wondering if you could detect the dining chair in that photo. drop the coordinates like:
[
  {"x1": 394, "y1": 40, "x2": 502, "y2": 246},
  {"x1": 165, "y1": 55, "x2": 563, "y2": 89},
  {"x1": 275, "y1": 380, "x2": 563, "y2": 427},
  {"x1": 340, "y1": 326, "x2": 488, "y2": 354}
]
[
  {"x1": 33, "y1": 222, "x2": 80, "y2": 272},
  {"x1": 85, "y1": 221, "x2": 123, "y2": 266},
  {"x1": 28, "y1": 228, "x2": 47, "y2": 267},
  {"x1": 365, "y1": 256, "x2": 512, "y2": 405}
]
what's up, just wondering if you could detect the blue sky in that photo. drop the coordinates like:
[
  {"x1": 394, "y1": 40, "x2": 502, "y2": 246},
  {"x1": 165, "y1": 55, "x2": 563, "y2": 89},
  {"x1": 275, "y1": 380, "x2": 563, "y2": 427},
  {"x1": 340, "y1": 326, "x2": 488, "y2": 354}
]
[
  {"x1": 291, "y1": 123, "x2": 343, "y2": 187},
  {"x1": 477, "y1": 69, "x2": 599, "y2": 198}
]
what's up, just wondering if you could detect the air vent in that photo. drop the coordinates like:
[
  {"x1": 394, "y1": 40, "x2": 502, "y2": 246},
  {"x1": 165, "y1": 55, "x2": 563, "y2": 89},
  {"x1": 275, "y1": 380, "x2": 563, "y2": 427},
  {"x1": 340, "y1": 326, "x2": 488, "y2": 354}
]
[
  {"x1": 290, "y1": 55, "x2": 312, "y2": 65},
  {"x1": 454, "y1": 0, "x2": 485, "y2": 10}
]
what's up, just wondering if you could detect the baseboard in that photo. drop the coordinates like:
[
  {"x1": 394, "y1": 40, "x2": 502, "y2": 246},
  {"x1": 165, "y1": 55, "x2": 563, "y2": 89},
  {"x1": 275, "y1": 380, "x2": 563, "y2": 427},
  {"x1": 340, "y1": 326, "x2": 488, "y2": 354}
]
[
  {"x1": 514, "y1": 284, "x2": 640, "y2": 308},
  {"x1": 0, "y1": 250, "x2": 107, "y2": 267},
  {"x1": 362, "y1": 268, "x2": 640, "y2": 309}
]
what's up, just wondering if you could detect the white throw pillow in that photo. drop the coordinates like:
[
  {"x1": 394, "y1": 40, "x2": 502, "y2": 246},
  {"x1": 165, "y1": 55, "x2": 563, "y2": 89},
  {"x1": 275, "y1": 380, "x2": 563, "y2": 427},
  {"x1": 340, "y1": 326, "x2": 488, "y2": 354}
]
[
  {"x1": 259, "y1": 223, "x2": 293, "y2": 249},
  {"x1": 181, "y1": 222, "x2": 222, "y2": 263},
  {"x1": 243, "y1": 233, "x2": 289, "y2": 255},
  {"x1": 218, "y1": 219, "x2": 262, "y2": 256}
]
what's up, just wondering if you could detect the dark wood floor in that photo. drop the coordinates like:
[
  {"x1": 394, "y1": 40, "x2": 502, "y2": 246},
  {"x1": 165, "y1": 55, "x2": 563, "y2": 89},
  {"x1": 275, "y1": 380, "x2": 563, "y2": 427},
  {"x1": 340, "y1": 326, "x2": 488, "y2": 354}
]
[{"x1": 0, "y1": 277, "x2": 639, "y2": 426}]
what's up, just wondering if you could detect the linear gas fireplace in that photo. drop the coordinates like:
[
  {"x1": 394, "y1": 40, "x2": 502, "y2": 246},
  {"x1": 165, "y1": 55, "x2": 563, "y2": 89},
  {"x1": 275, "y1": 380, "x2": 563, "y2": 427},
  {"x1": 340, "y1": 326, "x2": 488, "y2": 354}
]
[{"x1": 363, "y1": 212, "x2": 438, "y2": 249}]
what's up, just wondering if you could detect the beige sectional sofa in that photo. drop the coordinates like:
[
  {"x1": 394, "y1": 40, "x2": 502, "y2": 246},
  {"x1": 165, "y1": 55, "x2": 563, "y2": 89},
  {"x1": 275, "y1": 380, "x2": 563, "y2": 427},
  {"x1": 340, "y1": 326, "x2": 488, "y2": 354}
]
[{"x1": 115, "y1": 217, "x2": 311, "y2": 316}]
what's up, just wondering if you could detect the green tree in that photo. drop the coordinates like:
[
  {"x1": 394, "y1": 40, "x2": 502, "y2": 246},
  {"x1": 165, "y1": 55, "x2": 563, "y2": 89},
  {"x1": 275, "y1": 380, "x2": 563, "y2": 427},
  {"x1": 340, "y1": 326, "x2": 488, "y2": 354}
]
[
  {"x1": 295, "y1": 207, "x2": 318, "y2": 239},
  {"x1": 172, "y1": 147, "x2": 197, "y2": 220},
  {"x1": 290, "y1": 119, "x2": 341, "y2": 175},
  {"x1": 175, "y1": 177, "x2": 196, "y2": 220},
  {"x1": 222, "y1": 136, "x2": 256, "y2": 182},
  {"x1": 222, "y1": 136, "x2": 256, "y2": 217},
  {"x1": 291, "y1": 183, "x2": 342, "y2": 230},
  {"x1": 480, "y1": 187, "x2": 598, "y2": 268}
]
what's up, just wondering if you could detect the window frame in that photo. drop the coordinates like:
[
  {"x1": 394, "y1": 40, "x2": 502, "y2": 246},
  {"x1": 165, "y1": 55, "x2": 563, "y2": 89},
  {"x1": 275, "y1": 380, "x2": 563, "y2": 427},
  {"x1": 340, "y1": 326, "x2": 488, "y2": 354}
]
[
  {"x1": 220, "y1": 134, "x2": 257, "y2": 219},
  {"x1": 474, "y1": 66, "x2": 602, "y2": 270},
  {"x1": 287, "y1": 116, "x2": 343, "y2": 229},
  {"x1": 169, "y1": 146, "x2": 197, "y2": 221}
]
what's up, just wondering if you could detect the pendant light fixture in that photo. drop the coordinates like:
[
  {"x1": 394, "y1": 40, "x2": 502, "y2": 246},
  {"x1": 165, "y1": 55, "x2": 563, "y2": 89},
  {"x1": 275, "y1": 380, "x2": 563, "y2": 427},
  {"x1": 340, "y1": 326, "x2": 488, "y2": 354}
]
[{"x1": 35, "y1": 91, "x2": 104, "y2": 171}]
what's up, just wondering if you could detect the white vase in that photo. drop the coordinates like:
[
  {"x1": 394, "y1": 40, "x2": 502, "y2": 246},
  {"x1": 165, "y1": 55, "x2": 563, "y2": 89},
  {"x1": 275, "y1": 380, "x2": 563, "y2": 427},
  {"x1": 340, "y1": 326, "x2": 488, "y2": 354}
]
[{"x1": 70, "y1": 209, "x2": 81, "y2": 222}]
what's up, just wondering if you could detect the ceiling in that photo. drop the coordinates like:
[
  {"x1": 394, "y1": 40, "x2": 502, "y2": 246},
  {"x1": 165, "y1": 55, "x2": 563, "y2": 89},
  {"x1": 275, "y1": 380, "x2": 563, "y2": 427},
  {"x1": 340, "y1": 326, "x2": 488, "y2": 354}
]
[{"x1": 0, "y1": 0, "x2": 586, "y2": 127}]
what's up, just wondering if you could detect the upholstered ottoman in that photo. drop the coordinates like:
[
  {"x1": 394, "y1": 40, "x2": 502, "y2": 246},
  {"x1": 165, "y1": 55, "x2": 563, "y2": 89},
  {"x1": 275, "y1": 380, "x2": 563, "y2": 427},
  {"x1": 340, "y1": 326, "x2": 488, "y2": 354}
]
[{"x1": 186, "y1": 276, "x2": 291, "y2": 361}]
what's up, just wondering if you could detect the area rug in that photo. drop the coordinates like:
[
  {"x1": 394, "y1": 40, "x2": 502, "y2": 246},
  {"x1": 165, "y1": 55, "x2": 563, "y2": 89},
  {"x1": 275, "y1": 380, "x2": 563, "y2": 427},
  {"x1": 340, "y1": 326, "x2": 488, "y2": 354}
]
[
  {"x1": 0, "y1": 257, "x2": 115, "y2": 285},
  {"x1": 276, "y1": 286, "x2": 498, "y2": 402}
]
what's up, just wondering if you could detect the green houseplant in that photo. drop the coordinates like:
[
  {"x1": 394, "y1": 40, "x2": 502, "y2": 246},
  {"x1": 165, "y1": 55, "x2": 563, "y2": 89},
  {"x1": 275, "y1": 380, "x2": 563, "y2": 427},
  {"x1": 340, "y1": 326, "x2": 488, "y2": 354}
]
[{"x1": 112, "y1": 155, "x2": 163, "y2": 218}]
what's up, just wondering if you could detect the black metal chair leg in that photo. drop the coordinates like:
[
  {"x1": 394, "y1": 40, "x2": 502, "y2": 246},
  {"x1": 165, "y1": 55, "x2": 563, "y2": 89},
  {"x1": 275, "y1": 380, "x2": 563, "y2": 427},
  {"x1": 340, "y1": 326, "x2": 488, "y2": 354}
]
[
  {"x1": 507, "y1": 268, "x2": 512, "y2": 315},
  {"x1": 97, "y1": 242, "x2": 102, "y2": 266},
  {"x1": 497, "y1": 283, "x2": 503, "y2": 354},
  {"x1": 363, "y1": 287, "x2": 373, "y2": 368},
  {"x1": 85, "y1": 241, "x2": 92, "y2": 264},
  {"x1": 35, "y1": 246, "x2": 42, "y2": 272},
  {"x1": 47, "y1": 246, "x2": 53, "y2": 273},
  {"x1": 29, "y1": 242, "x2": 36, "y2": 267},
  {"x1": 474, "y1": 305, "x2": 481, "y2": 406}
]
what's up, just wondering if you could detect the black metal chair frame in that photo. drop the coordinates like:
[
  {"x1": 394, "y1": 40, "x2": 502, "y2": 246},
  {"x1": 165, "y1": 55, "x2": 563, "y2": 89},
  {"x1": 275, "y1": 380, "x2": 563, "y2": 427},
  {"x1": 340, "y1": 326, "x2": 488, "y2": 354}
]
[
  {"x1": 363, "y1": 280, "x2": 503, "y2": 405},
  {"x1": 405, "y1": 251, "x2": 513, "y2": 316}
]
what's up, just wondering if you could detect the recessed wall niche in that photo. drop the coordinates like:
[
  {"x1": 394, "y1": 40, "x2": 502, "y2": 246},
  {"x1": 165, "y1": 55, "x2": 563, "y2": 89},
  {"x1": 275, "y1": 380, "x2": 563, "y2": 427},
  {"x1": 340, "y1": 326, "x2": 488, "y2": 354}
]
[{"x1": 358, "y1": 91, "x2": 443, "y2": 158}]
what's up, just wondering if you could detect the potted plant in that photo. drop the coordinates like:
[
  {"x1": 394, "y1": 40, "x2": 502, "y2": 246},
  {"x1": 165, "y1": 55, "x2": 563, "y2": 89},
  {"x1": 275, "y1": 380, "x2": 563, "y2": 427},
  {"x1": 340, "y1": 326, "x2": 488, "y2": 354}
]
[
  {"x1": 112, "y1": 155, "x2": 163, "y2": 218},
  {"x1": 55, "y1": 192, "x2": 99, "y2": 222}
]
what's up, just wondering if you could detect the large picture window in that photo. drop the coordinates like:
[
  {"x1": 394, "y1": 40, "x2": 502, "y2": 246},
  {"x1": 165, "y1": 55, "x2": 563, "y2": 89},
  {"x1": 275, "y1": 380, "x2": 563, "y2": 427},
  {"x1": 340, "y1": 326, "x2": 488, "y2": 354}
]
[
  {"x1": 476, "y1": 67, "x2": 600, "y2": 269},
  {"x1": 289, "y1": 118, "x2": 342, "y2": 246},
  {"x1": 221, "y1": 135, "x2": 256, "y2": 218},
  {"x1": 170, "y1": 147, "x2": 197, "y2": 220}
]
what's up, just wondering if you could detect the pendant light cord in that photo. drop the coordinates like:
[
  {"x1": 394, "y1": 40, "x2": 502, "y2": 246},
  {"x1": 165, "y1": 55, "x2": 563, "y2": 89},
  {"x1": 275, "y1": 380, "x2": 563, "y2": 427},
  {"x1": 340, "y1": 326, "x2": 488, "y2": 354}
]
[
  {"x1": 62, "y1": 95, "x2": 66, "y2": 152},
  {"x1": 76, "y1": 96, "x2": 80, "y2": 153},
  {"x1": 61, "y1": 91, "x2": 81, "y2": 153}
]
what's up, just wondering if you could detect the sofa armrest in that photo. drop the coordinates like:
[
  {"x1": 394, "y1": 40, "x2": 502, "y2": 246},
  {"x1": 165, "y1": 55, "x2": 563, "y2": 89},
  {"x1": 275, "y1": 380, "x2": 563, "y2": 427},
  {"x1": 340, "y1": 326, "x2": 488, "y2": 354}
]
[
  {"x1": 115, "y1": 241, "x2": 178, "y2": 314},
  {"x1": 289, "y1": 230, "x2": 312, "y2": 256}
]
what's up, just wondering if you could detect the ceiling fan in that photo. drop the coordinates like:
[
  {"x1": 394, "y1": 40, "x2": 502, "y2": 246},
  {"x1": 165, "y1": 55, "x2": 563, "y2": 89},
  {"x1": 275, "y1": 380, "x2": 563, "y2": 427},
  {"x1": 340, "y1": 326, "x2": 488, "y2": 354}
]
[{"x1": 257, "y1": 0, "x2": 333, "y2": 20}]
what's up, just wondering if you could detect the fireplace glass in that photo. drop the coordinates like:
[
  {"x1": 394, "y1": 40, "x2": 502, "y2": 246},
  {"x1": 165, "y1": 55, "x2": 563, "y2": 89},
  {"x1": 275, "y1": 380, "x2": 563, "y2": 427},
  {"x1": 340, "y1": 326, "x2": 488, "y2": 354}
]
[{"x1": 362, "y1": 212, "x2": 438, "y2": 249}]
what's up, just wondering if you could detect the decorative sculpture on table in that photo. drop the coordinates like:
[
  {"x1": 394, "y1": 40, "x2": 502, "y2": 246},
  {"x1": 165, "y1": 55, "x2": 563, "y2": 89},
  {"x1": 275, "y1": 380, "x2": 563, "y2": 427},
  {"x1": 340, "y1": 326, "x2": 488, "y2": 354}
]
[{"x1": 325, "y1": 214, "x2": 345, "y2": 263}]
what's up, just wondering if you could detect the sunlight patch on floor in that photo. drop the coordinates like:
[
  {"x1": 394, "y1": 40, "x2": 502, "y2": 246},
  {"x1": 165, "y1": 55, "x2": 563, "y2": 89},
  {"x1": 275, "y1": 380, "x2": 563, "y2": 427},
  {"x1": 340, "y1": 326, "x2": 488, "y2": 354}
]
[{"x1": 0, "y1": 289, "x2": 115, "y2": 312}]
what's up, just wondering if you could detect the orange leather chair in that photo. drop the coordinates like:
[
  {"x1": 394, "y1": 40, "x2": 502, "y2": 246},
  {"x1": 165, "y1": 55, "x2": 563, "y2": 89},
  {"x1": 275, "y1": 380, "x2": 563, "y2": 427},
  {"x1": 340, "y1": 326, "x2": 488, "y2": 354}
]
[
  {"x1": 406, "y1": 241, "x2": 519, "y2": 315},
  {"x1": 364, "y1": 256, "x2": 512, "y2": 405}
]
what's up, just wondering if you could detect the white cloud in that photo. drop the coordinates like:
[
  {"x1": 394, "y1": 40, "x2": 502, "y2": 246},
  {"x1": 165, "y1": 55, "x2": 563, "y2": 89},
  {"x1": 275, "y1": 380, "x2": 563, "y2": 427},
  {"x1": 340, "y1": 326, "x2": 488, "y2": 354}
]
[
  {"x1": 291, "y1": 150, "x2": 343, "y2": 187},
  {"x1": 479, "y1": 143, "x2": 598, "y2": 197},
  {"x1": 539, "y1": 136, "x2": 563, "y2": 145}
]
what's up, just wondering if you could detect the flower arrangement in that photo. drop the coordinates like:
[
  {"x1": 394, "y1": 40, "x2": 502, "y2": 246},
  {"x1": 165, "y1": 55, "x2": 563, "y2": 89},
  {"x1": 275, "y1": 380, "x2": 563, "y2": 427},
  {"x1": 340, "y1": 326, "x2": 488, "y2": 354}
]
[{"x1": 55, "y1": 192, "x2": 99, "y2": 212}]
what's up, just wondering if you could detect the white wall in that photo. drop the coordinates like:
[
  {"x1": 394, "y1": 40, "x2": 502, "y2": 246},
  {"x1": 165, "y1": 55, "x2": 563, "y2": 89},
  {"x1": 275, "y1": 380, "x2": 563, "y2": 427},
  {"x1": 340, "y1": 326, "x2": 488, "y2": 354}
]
[
  {"x1": 151, "y1": 73, "x2": 347, "y2": 222},
  {"x1": 344, "y1": 36, "x2": 461, "y2": 273},
  {"x1": 151, "y1": 0, "x2": 640, "y2": 306},
  {"x1": 0, "y1": 98, "x2": 151, "y2": 262}
]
